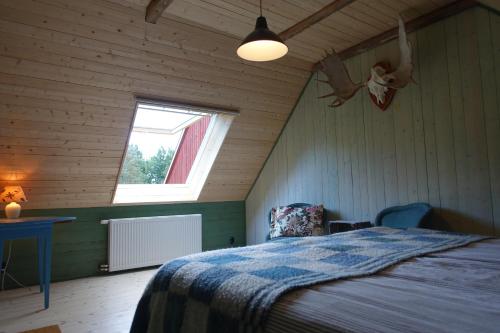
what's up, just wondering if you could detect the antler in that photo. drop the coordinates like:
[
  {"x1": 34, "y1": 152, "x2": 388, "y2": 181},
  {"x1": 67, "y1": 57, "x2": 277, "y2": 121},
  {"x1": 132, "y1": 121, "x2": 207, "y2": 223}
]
[
  {"x1": 318, "y1": 49, "x2": 365, "y2": 107},
  {"x1": 380, "y1": 16, "x2": 415, "y2": 89}
]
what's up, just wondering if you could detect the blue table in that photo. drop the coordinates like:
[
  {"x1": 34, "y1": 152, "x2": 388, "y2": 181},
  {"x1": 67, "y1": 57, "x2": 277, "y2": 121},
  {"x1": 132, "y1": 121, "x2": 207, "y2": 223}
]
[{"x1": 0, "y1": 216, "x2": 75, "y2": 309}]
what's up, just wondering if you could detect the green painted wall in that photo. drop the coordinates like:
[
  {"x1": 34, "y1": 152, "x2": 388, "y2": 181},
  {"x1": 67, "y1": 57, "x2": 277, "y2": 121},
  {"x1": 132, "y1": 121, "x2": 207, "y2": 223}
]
[
  {"x1": 246, "y1": 6, "x2": 500, "y2": 244},
  {"x1": 2, "y1": 201, "x2": 245, "y2": 289}
]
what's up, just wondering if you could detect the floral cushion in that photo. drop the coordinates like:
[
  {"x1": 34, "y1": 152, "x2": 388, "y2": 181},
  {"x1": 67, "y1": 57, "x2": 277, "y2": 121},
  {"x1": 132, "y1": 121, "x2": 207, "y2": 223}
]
[{"x1": 269, "y1": 204, "x2": 324, "y2": 239}]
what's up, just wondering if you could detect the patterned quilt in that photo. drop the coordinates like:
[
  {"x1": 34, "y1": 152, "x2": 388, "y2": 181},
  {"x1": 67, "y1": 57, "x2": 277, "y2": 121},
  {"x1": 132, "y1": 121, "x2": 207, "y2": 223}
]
[{"x1": 130, "y1": 227, "x2": 486, "y2": 333}]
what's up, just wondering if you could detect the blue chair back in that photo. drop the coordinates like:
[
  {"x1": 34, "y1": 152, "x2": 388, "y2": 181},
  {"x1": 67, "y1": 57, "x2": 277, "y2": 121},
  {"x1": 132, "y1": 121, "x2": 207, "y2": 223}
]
[{"x1": 375, "y1": 202, "x2": 432, "y2": 228}]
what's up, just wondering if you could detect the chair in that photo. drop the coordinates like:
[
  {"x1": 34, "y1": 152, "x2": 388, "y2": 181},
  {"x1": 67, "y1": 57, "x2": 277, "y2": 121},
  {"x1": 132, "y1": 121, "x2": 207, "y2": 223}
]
[{"x1": 374, "y1": 202, "x2": 432, "y2": 229}]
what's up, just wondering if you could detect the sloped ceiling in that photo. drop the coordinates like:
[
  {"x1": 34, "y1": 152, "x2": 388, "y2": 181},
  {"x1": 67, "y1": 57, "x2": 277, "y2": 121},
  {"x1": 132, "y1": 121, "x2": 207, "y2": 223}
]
[
  {"x1": 122, "y1": 0, "x2": 456, "y2": 62},
  {"x1": 0, "y1": 0, "x2": 457, "y2": 209}
]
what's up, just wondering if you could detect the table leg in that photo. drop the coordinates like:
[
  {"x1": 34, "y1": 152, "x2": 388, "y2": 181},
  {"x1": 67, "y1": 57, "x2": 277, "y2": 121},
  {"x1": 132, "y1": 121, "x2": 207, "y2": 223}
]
[
  {"x1": 0, "y1": 239, "x2": 3, "y2": 285},
  {"x1": 38, "y1": 237, "x2": 44, "y2": 293},
  {"x1": 43, "y1": 232, "x2": 52, "y2": 309}
]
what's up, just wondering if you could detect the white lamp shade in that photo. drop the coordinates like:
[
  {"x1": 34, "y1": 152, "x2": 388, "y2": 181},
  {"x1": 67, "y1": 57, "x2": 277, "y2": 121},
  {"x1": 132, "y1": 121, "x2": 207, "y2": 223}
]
[{"x1": 237, "y1": 40, "x2": 288, "y2": 62}]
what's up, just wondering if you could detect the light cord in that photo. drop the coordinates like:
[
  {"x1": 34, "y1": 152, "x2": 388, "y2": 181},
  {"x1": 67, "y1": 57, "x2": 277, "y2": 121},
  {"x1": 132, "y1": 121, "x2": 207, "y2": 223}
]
[
  {"x1": 1, "y1": 241, "x2": 26, "y2": 290},
  {"x1": 1, "y1": 241, "x2": 13, "y2": 290}
]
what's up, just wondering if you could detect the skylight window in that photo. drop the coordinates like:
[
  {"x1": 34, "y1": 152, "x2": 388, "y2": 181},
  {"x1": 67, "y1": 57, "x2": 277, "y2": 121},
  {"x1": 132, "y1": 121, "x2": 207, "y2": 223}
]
[
  {"x1": 133, "y1": 105, "x2": 207, "y2": 134},
  {"x1": 113, "y1": 100, "x2": 236, "y2": 204}
]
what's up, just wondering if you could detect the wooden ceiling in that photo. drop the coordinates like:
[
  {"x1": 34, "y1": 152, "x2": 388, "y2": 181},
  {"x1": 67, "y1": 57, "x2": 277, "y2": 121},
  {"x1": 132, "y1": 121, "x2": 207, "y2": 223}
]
[
  {"x1": 0, "y1": 0, "x2": 471, "y2": 209},
  {"x1": 120, "y1": 0, "x2": 456, "y2": 62}
]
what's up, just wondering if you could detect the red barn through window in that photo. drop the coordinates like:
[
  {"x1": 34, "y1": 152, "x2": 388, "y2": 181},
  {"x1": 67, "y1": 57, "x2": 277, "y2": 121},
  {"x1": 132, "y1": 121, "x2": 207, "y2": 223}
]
[{"x1": 165, "y1": 116, "x2": 210, "y2": 184}]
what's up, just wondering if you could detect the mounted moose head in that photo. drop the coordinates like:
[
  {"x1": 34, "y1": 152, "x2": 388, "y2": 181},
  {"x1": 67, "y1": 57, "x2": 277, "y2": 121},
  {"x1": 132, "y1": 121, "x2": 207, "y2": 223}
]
[
  {"x1": 319, "y1": 16, "x2": 415, "y2": 109},
  {"x1": 318, "y1": 50, "x2": 365, "y2": 107}
]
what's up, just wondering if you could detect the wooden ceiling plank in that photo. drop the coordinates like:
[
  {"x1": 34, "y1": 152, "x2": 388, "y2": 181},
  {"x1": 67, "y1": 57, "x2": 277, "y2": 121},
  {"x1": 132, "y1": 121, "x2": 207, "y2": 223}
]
[
  {"x1": 0, "y1": 94, "x2": 129, "y2": 118},
  {"x1": 336, "y1": 5, "x2": 393, "y2": 31},
  {"x1": 262, "y1": 0, "x2": 367, "y2": 42},
  {"x1": 0, "y1": 33, "x2": 302, "y2": 100},
  {"x1": 0, "y1": 172, "x2": 118, "y2": 181},
  {"x1": 0, "y1": 145, "x2": 123, "y2": 158},
  {"x1": 278, "y1": 0, "x2": 357, "y2": 40},
  {"x1": 0, "y1": 127, "x2": 128, "y2": 145},
  {"x1": 179, "y1": 0, "x2": 323, "y2": 59},
  {"x1": 180, "y1": 0, "x2": 358, "y2": 61},
  {"x1": 282, "y1": 0, "x2": 381, "y2": 37},
  {"x1": 0, "y1": 22, "x2": 306, "y2": 89},
  {"x1": 0, "y1": 137, "x2": 125, "y2": 151},
  {"x1": 0, "y1": 180, "x2": 117, "y2": 187},
  {"x1": 0, "y1": 74, "x2": 300, "y2": 124},
  {"x1": 0, "y1": 0, "x2": 311, "y2": 77},
  {"x1": 321, "y1": 10, "x2": 381, "y2": 38},
  {"x1": 0, "y1": 108, "x2": 131, "y2": 130},
  {"x1": 164, "y1": 0, "x2": 330, "y2": 61},
  {"x1": 312, "y1": 0, "x2": 478, "y2": 71},
  {"x1": 0, "y1": 54, "x2": 299, "y2": 112},
  {"x1": 145, "y1": 0, "x2": 173, "y2": 23},
  {"x1": 0, "y1": 71, "x2": 135, "y2": 109},
  {"x1": 261, "y1": 0, "x2": 363, "y2": 43}
]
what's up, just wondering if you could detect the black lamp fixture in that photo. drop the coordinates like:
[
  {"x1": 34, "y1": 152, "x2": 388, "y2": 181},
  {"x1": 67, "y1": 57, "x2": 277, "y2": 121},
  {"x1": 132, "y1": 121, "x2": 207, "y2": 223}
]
[{"x1": 237, "y1": 0, "x2": 288, "y2": 62}]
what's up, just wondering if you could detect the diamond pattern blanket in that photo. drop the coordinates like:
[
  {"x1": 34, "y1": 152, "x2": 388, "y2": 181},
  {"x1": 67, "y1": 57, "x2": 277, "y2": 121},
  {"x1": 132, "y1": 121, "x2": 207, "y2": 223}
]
[{"x1": 130, "y1": 227, "x2": 487, "y2": 333}]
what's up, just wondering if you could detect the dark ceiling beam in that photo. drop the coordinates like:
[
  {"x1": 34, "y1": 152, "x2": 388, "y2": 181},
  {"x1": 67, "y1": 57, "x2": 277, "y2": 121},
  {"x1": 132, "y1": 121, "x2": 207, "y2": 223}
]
[
  {"x1": 477, "y1": 0, "x2": 500, "y2": 11},
  {"x1": 145, "y1": 0, "x2": 174, "y2": 24},
  {"x1": 278, "y1": 0, "x2": 356, "y2": 41},
  {"x1": 312, "y1": 0, "x2": 478, "y2": 72}
]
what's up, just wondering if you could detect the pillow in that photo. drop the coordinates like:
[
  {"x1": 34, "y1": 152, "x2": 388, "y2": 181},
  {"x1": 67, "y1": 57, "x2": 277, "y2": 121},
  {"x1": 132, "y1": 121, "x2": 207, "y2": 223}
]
[{"x1": 269, "y1": 204, "x2": 324, "y2": 239}]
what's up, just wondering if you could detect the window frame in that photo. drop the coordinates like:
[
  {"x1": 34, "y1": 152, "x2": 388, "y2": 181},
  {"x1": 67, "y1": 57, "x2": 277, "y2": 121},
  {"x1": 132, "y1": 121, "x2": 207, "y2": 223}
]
[{"x1": 112, "y1": 99, "x2": 237, "y2": 205}]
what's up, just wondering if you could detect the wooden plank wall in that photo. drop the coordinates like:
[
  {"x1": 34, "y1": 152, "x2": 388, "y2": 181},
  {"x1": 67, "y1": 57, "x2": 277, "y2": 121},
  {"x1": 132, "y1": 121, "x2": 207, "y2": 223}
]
[
  {"x1": 0, "y1": 0, "x2": 310, "y2": 209},
  {"x1": 3, "y1": 201, "x2": 245, "y2": 289},
  {"x1": 246, "y1": 7, "x2": 500, "y2": 244}
]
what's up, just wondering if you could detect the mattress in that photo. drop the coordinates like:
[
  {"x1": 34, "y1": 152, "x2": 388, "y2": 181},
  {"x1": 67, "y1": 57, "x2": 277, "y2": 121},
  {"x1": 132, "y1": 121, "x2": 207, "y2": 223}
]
[{"x1": 266, "y1": 238, "x2": 500, "y2": 333}]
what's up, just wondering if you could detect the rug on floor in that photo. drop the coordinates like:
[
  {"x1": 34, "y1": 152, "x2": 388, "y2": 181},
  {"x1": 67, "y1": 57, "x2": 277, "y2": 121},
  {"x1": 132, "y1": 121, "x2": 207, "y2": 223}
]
[{"x1": 19, "y1": 325, "x2": 61, "y2": 333}]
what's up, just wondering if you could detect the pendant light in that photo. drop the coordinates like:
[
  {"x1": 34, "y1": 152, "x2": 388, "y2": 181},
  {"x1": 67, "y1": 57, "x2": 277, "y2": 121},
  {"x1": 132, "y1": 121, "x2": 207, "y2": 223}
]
[{"x1": 237, "y1": 0, "x2": 288, "y2": 62}]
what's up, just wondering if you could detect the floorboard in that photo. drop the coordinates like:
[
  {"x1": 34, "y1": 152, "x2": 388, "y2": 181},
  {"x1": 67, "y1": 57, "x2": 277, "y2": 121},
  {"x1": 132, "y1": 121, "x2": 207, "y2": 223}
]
[{"x1": 0, "y1": 269, "x2": 156, "y2": 333}]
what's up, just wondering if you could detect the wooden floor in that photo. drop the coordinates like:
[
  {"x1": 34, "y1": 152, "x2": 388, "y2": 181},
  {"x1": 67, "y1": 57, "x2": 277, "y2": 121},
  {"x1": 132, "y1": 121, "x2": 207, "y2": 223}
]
[{"x1": 0, "y1": 269, "x2": 156, "y2": 333}]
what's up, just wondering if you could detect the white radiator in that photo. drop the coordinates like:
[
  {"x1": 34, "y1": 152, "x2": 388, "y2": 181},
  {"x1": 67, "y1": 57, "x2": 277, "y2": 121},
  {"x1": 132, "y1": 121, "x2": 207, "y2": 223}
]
[{"x1": 101, "y1": 214, "x2": 202, "y2": 272}]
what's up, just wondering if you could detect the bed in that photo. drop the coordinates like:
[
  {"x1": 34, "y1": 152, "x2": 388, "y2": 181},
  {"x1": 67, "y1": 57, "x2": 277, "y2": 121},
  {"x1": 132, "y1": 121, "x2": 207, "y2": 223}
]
[{"x1": 131, "y1": 227, "x2": 499, "y2": 333}]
